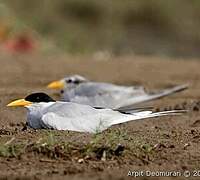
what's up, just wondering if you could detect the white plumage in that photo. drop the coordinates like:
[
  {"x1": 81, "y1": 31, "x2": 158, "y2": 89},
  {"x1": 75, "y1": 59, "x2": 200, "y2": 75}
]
[{"x1": 26, "y1": 101, "x2": 184, "y2": 133}]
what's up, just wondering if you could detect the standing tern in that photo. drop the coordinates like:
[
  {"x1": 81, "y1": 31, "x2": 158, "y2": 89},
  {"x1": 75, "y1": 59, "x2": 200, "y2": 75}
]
[
  {"x1": 47, "y1": 75, "x2": 188, "y2": 109},
  {"x1": 7, "y1": 92, "x2": 186, "y2": 133}
]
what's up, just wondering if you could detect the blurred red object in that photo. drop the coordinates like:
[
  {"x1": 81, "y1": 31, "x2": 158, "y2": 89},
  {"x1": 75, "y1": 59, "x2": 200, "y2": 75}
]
[{"x1": 4, "y1": 33, "x2": 35, "y2": 53}]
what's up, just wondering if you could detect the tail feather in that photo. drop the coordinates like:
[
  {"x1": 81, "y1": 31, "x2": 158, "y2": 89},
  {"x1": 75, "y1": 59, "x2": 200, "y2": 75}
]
[
  {"x1": 115, "y1": 106, "x2": 154, "y2": 114},
  {"x1": 145, "y1": 84, "x2": 189, "y2": 101},
  {"x1": 118, "y1": 84, "x2": 189, "y2": 108},
  {"x1": 111, "y1": 110, "x2": 187, "y2": 126}
]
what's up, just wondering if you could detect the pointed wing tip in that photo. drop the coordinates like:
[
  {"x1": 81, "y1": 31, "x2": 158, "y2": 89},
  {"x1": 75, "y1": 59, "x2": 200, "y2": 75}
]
[
  {"x1": 173, "y1": 84, "x2": 189, "y2": 91},
  {"x1": 161, "y1": 109, "x2": 188, "y2": 115}
]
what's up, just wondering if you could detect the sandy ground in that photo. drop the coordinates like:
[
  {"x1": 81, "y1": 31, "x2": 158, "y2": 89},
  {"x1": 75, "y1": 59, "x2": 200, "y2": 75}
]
[{"x1": 0, "y1": 53, "x2": 200, "y2": 179}]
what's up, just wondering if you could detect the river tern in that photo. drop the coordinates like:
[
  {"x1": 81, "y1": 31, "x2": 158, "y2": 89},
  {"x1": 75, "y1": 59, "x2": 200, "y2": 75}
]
[
  {"x1": 47, "y1": 75, "x2": 188, "y2": 109},
  {"x1": 7, "y1": 92, "x2": 186, "y2": 133}
]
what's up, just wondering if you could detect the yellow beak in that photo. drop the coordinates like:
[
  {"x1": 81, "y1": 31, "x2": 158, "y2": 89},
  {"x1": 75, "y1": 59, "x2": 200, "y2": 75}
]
[
  {"x1": 47, "y1": 80, "x2": 64, "y2": 89},
  {"x1": 7, "y1": 99, "x2": 32, "y2": 107}
]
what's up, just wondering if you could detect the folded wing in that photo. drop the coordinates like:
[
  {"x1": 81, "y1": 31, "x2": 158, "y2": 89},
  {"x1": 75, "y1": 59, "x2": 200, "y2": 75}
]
[{"x1": 40, "y1": 102, "x2": 186, "y2": 133}]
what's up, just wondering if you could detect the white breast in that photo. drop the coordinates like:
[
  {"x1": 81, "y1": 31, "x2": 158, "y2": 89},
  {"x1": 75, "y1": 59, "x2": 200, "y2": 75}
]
[{"x1": 26, "y1": 102, "x2": 55, "y2": 129}]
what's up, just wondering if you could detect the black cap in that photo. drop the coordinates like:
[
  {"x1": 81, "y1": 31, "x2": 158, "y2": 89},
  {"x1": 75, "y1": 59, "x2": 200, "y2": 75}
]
[{"x1": 25, "y1": 92, "x2": 55, "y2": 103}]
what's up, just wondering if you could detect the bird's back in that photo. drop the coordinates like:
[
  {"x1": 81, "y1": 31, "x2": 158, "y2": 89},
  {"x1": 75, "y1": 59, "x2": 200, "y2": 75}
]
[{"x1": 62, "y1": 82, "x2": 146, "y2": 108}]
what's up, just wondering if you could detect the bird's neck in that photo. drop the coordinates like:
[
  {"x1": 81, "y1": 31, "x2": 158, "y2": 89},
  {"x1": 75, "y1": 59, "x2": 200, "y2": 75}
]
[
  {"x1": 66, "y1": 84, "x2": 79, "y2": 90},
  {"x1": 25, "y1": 102, "x2": 55, "y2": 111}
]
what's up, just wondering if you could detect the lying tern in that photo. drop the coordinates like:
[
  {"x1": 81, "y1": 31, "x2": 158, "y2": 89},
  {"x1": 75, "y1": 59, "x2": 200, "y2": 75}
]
[
  {"x1": 47, "y1": 75, "x2": 188, "y2": 109},
  {"x1": 7, "y1": 92, "x2": 186, "y2": 133}
]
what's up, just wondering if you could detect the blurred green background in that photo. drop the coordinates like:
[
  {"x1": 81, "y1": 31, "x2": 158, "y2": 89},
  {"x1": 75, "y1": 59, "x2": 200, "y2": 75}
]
[{"x1": 2, "y1": 0, "x2": 200, "y2": 57}]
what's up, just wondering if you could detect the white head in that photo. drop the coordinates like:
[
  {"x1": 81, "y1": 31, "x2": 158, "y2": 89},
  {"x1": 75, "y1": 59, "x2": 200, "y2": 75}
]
[{"x1": 47, "y1": 75, "x2": 88, "y2": 90}]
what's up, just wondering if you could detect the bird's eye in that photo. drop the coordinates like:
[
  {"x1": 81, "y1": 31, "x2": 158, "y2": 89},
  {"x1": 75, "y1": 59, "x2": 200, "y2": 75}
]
[{"x1": 66, "y1": 79, "x2": 72, "y2": 83}]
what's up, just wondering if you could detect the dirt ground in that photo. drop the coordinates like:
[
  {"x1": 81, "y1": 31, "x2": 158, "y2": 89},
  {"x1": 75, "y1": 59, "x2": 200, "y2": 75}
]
[{"x1": 0, "y1": 52, "x2": 200, "y2": 179}]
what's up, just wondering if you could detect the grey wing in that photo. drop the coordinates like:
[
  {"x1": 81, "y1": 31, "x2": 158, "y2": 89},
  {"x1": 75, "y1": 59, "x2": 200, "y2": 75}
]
[
  {"x1": 65, "y1": 82, "x2": 146, "y2": 97},
  {"x1": 64, "y1": 84, "x2": 188, "y2": 109},
  {"x1": 63, "y1": 82, "x2": 146, "y2": 108},
  {"x1": 41, "y1": 102, "x2": 123, "y2": 133},
  {"x1": 41, "y1": 112, "x2": 105, "y2": 133},
  {"x1": 116, "y1": 84, "x2": 189, "y2": 108},
  {"x1": 41, "y1": 107, "x2": 186, "y2": 133},
  {"x1": 73, "y1": 82, "x2": 145, "y2": 96}
]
